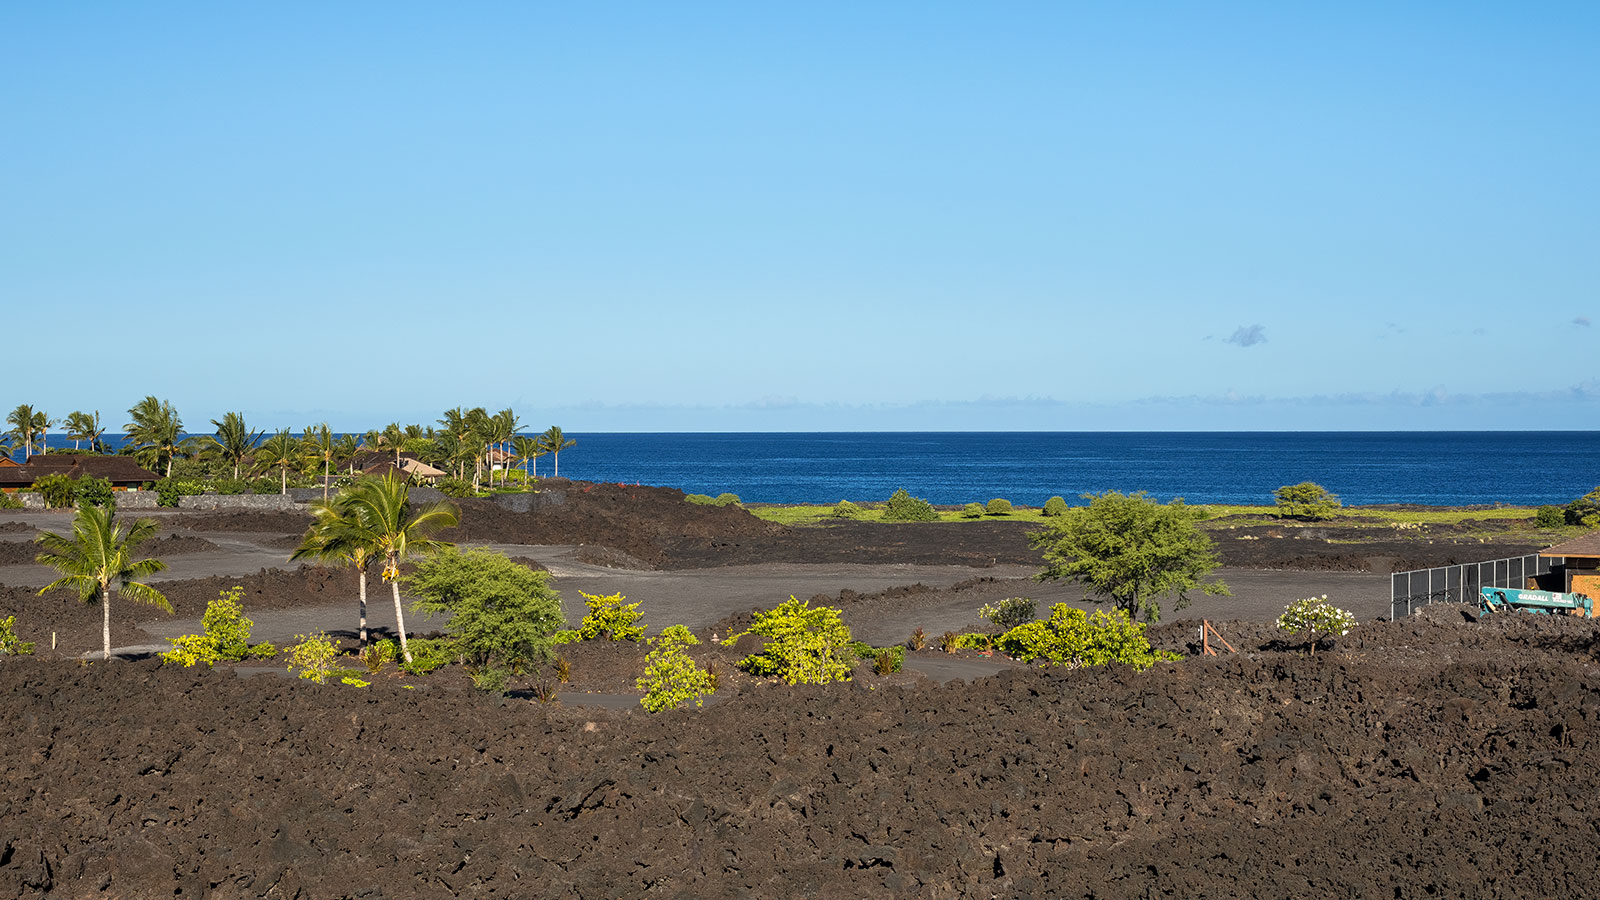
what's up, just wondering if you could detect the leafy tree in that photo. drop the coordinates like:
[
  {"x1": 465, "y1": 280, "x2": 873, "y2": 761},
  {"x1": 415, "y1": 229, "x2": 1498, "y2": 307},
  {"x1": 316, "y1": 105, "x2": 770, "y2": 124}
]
[
  {"x1": 637, "y1": 625, "x2": 715, "y2": 712},
  {"x1": 32, "y1": 473, "x2": 77, "y2": 509},
  {"x1": 1042, "y1": 496, "x2": 1069, "y2": 517},
  {"x1": 334, "y1": 433, "x2": 361, "y2": 474},
  {"x1": 6, "y1": 404, "x2": 50, "y2": 459},
  {"x1": 1275, "y1": 596, "x2": 1356, "y2": 654},
  {"x1": 832, "y1": 500, "x2": 865, "y2": 519},
  {"x1": 978, "y1": 596, "x2": 1037, "y2": 630},
  {"x1": 1273, "y1": 482, "x2": 1342, "y2": 520},
  {"x1": 255, "y1": 428, "x2": 301, "y2": 495},
  {"x1": 731, "y1": 596, "x2": 854, "y2": 685},
  {"x1": 985, "y1": 498, "x2": 1013, "y2": 515},
  {"x1": 961, "y1": 502, "x2": 985, "y2": 519},
  {"x1": 488, "y1": 408, "x2": 521, "y2": 487},
  {"x1": 63, "y1": 410, "x2": 105, "y2": 452},
  {"x1": 575, "y1": 590, "x2": 646, "y2": 641},
  {"x1": 304, "y1": 422, "x2": 338, "y2": 500},
  {"x1": 995, "y1": 604, "x2": 1175, "y2": 670},
  {"x1": 511, "y1": 435, "x2": 546, "y2": 483},
  {"x1": 124, "y1": 396, "x2": 187, "y2": 477},
  {"x1": 1535, "y1": 505, "x2": 1565, "y2": 528},
  {"x1": 409, "y1": 547, "x2": 566, "y2": 677},
  {"x1": 292, "y1": 491, "x2": 381, "y2": 644},
  {"x1": 34, "y1": 505, "x2": 172, "y2": 660},
  {"x1": 334, "y1": 472, "x2": 459, "y2": 663},
  {"x1": 1564, "y1": 487, "x2": 1600, "y2": 527},
  {"x1": 1030, "y1": 490, "x2": 1228, "y2": 622},
  {"x1": 882, "y1": 488, "x2": 938, "y2": 522},
  {"x1": 538, "y1": 426, "x2": 576, "y2": 478},
  {"x1": 208, "y1": 411, "x2": 263, "y2": 480}
]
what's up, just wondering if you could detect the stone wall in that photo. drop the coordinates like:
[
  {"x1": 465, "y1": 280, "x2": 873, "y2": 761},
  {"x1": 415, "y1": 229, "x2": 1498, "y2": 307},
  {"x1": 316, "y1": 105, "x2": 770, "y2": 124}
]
[
  {"x1": 177, "y1": 494, "x2": 304, "y2": 511},
  {"x1": 489, "y1": 490, "x2": 566, "y2": 514}
]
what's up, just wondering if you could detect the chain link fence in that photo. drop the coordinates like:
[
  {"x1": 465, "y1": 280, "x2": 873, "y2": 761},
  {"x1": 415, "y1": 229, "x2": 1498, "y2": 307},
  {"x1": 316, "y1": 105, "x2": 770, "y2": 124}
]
[{"x1": 1390, "y1": 554, "x2": 1563, "y2": 620}]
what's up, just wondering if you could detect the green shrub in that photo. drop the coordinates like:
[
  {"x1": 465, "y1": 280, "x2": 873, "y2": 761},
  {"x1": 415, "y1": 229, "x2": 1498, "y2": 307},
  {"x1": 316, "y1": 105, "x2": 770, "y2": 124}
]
[
  {"x1": 995, "y1": 604, "x2": 1176, "y2": 670},
  {"x1": 715, "y1": 493, "x2": 741, "y2": 507},
  {"x1": 1041, "y1": 495, "x2": 1069, "y2": 517},
  {"x1": 832, "y1": 500, "x2": 865, "y2": 519},
  {"x1": 1535, "y1": 505, "x2": 1565, "y2": 528},
  {"x1": 550, "y1": 629, "x2": 581, "y2": 646},
  {"x1": 33, "y1": 474, "x2": 77, "y2": 509},
  {"x1": 360, "y1": 639, "x2": 397, "y2": 674},
  {"x1": 1275, "y1": 595, "x2": 1356, "y2": 654},
  {"x1": 436, "y1": 477, "x2": 476, "y2": 498},
  {"x1": 0, "y1": 494, "x2": 22, "y2": 510},
  {"x1": 154, "y1": 478, "x2": 206, "y2": 508},
  {"x1": 730, "y1": 596, "x2": 853, "y2": 685},
  {"x1": 0, "y1": 615, "x2": 36, "y2": 656},
  {"x1": 637, "y1": 624, "x2": 715, "y2": 712},
  {"x1": 161, "y1": 587, "x2": 255, "y2": 667},
  {"x1": 213, "y1": 478, "x2": 248, "y2": 496},
  {"x1": 201, "y1": 586, "x2": 254, "y2": 661},
  {"x1": 985, "y1": 498, "x2": 1013, "y2": 516},
  {"x1": 979, "y1": 596, "x2": 1037, "y2": 630},
  {"x1": 872, "y1": 645, "x2": 904, "y2": 675},
  {"x1": 576, "y1": 590, "x2": 646, "y2": 641},
  {"x1": 882, "y1": 488, "x2": 938, "y2": 522},
  {"x1": 75, "y1": 476, "x2": 114, "y2": 509},
  {"x1": 249, "y1": 478, "x2": 282, "y2": 495},
  {"x1": 398, "y1": 638, "x2": 453, "y2": 676},
  {"x1": 1273, "y1": 482, "x2": 1342, "y2": 520},
  {"x1": 684, "y1": 494, "x2": 717, "y2": 505},
  {"x1": 285, "y1": 632, "x2": 342, "y2": 683},
  {"x1": 408, "y1": 547, "x2": 568, "y2": 672},
  {"x1": 470, "y1": 666, "x2": 510, "y2": 693},
  {"x1": 249, "y1": 641, "x2": 277, "y2": 659},
  {"x1": 960, "y1": 502, "x2": 985, "y2": 519},
  {"x1": 952, "y1": 632, "x2": 993, "y2": 650},
  {"x1": 1564, "y1": 487, "x2": 1600, "y2": 527}
]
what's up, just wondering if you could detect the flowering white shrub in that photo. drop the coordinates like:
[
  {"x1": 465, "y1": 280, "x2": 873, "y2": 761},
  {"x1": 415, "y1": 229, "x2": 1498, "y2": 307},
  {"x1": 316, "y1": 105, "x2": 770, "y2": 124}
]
[{"x1": 1276, "y1": 595, "x2": 1356, "y2": 653}]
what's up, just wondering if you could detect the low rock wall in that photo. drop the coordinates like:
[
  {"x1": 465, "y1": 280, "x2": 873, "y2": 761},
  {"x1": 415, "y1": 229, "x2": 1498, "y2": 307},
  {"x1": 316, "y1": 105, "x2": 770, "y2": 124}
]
[
  {"x1": 489, "y1": 490, "x2": 566, "y2": 513},
  {"x1": 177, "y1": 494, "x2": 304, "y2": 511}
]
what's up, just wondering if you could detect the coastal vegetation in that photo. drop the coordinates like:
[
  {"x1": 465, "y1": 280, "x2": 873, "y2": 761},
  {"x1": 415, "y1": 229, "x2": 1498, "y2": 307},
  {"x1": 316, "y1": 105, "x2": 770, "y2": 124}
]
[
  {"x1": 1273, "y1": 481, "x2": 1343, "y2": 520},
  {"x1": 33, "y1": 505, "x2": 172, "y2": 660}
]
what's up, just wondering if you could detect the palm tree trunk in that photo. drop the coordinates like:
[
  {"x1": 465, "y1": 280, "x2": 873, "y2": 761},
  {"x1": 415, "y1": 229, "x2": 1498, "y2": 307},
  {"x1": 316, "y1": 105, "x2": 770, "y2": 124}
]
[
  {"x1": 553, "y1": 451, "x2": 559, "y2": 478},
  {"x1": 280, "y1": 468, "x2": 287, "y2": 495},
  {"x1": 358, "y1": 569, "x2": 368, "y2": 645},
  {"x1": 323, "y1": 459, "x2": 331, "y2": 501},
  {"x1": 391, "y1": 576, "x2": 411, "y2": 663},
  {"x1": 102, "y1": 585, "x2": 112, "y2": 661}
]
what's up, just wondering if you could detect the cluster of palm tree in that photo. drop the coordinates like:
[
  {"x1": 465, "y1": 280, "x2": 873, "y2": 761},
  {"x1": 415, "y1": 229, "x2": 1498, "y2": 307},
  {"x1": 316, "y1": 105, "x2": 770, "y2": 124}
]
[
  {"x1": 4, "y1": 398, "x2": 580, "y2": 496},
  {"x1": 292, "y1": 473, "x2": 459, "y2": 661}
]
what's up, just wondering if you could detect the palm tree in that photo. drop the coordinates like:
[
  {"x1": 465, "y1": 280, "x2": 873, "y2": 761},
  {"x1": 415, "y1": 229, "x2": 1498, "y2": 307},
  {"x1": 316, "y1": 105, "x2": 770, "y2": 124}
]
[
  {"x1": 34, "y1": 505, "x2": 171, "y2": 661},
  {"x1": 209, "y1": 412, "x2": 263, "y2": 480},
  {"x1": 335, "y1": 433, "x2": 361, "y2": 475},
  {"x1": 511, "y1": 435, "x2": 546, "y2": 483},
  {"x1": 64, "y1": 410, "x2": 105, "y2": 453},
  {"x1": 305, "y1": 423, "x2": 338, "y2": 500},
  {"x1": 255, "y1": 428, "x2": 301, "y2": 495},
  {"x1": 335, "y1": 473, "x2": 459, "y2": 663},
  {"x1": 291, "y1": 492, "x2": 379, "y2": 645},
  {"x1": 465, "y1": 407, "x2": 491, "y2": 490},
  {"x1": 6, "y1": 404, "x2": 48, "y2": 459},
  {"x1": 124, "y1": 396, "x2": 185, "y2": 477},
  {"x1": 538, "y1": 426, "x2": 576, "y2": 478},
  {"x1": 489, "y1": 408, "x2": 521, "y2": 487}
]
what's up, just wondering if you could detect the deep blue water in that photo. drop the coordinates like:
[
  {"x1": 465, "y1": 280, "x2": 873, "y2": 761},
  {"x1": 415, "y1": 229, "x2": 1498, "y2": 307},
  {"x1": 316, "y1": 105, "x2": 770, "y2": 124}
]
[{"x1": 28, "y1": 432, "x2": 1600, "y2": 507}]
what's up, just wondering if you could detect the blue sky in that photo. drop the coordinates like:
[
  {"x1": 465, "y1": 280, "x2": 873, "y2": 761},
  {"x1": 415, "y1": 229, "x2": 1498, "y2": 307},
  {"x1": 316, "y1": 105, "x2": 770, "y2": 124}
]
[{"x1": 4, "y1": 3, "x2": 1595, "y2": 431}]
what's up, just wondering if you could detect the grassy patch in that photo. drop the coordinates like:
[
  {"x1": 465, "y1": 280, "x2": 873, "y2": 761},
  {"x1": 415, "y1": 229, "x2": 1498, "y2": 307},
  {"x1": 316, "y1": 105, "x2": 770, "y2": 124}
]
[{"x1": 746, "y1": 504, "x2": 1052, "y2": 525}]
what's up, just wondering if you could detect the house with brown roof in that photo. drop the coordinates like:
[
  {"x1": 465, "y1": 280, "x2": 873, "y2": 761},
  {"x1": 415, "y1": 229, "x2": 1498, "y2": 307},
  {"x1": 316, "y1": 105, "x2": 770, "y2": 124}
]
[
  {"x1": 1541, "y1": 532, "x2": 1600, "y2": 599},
  {"x1": 0, "y1": 456, "x2": 160, "y2": 492}
]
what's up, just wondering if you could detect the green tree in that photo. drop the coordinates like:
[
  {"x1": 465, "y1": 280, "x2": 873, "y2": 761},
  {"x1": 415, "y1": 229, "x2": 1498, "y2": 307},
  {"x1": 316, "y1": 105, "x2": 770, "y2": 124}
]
[
  {"x1": 334, "y1": 433, "x2": 361, "y2": 474},
  {"x1": 63, "y1": 410, "x2": 105, "y2": 452},
  {"x1": 305, "y1": 422, "x2": 338, "y2": 500},
  {"x1": 124, "y1": 396, "x2": 186, "y2": 477},
  {"x1": 409, "y1": 547, "x2": 566, "y2": 678},
  {"x1": 1273, "y1": 482, "x2": 1342, "y2": 520},
  {"x1": 511, "y1": 435, "x2": 545, "y2": 483},
  {"x1": 6, "y1": 404, "x2": 50, "y2": 459},
  {"x1": 538, "y1": 426, "x2": 576, "y2": 478},
  {"x1": 1030, "y1": 490, "x2": 1228, "y2": 622},
  {"x1": 255, "y1": 428, "x2": 301, "y2": 494},
  {"x1": 882, "y1": 488, "x2": 938, "y2": 522},
  {"x1": 34, "y1": 505, "x2": 172, "y2": 660},
  {"x1": 637, "y1": 625, "x2": 716, "y2": 712},
  {"x1": 995, "y1": 604, "x2": 1173, "y2": 670},
  {"x1": 1565, "y1": 487, "x2": 1600, "y2": 527},
  {"x1": 208, "y1": 411, "x2": 263, "y2": 480},
  {"x1": 488, "y1": 408, "x2": 521, "y2": 488},
  {"x1": 291, "y1": 491, "x2": 381, "y2": 644},
  {"x1": 335, "y1": 472, "x2": 459, "y2": 663}
]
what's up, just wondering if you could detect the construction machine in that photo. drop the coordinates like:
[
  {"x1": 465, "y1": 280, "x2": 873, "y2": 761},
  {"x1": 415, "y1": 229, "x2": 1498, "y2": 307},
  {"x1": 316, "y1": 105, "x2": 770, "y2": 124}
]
[{"x1": 1478, "y1": 586, "x2": 1594, "y2": 618}]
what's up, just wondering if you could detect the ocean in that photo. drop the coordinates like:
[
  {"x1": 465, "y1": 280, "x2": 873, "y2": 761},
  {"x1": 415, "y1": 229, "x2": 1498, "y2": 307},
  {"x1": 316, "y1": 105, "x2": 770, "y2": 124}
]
[{"x1": 33, "y1": 431, "x2": 1600, "y2": 507}]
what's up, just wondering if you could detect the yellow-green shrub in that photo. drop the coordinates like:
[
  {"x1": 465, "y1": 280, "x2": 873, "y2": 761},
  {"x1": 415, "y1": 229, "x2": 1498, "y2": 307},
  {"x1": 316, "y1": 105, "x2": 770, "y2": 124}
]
[
  {"x1": 285, "y1": 632, "x2": 341, "y2": 683},
  {"x1": 637, "y1": 625, "x2": 715, "y2": 712},
  {"x1": 996, "y1": 604, "x2": 1176, "y2": 671},
  {"x1": 576, "y1": 591, "x2": 646, "y2": 641},
  {"x1": 0, "y1": 615, "x2": 36, "y2": 656},
  {"x1": 730, "y1": 596, "x2": 853, "y2": 685}
]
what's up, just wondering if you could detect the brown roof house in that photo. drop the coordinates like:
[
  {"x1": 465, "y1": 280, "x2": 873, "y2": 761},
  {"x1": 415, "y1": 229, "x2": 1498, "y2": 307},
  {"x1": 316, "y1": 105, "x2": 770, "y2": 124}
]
[
  {"x1": 0, "y1": 456, "x2": 160, "y2": 492},
  {"x1": 1541, "y1": 532, "x2": 1600, "y2": 601},
  {"x1": 361, "y1": 458, "x2": 447, "y2": 484}
]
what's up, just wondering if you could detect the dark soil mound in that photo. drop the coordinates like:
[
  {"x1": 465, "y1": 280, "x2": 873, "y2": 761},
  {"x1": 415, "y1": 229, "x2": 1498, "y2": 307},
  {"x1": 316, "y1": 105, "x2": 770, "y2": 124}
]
[
  {"x1": 1208, "y1": 521, "x2": 1548, "y2": 572},
  {"x1": 0, "y1": 533, "x2": 217, "y2": 567},
  {"x1": 3, "y1": 615, "x2": 1599, "y2": 898},
  {"x1": 0, "y1": 521, "x2": 33, "y2": 534}
]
